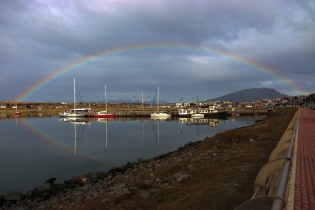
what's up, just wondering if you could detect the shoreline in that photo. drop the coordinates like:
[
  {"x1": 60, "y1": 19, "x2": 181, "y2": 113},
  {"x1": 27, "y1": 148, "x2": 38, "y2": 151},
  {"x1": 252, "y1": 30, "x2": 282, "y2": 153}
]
[{"x1": 0, "y1": 108, "x2": 298, "y2": 210}]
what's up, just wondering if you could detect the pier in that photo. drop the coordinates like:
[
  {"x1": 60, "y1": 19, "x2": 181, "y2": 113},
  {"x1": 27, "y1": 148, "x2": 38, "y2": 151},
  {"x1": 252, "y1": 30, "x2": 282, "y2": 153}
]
[{"x1": 87, "y1": 109, "x2": 269, "y2": 118}]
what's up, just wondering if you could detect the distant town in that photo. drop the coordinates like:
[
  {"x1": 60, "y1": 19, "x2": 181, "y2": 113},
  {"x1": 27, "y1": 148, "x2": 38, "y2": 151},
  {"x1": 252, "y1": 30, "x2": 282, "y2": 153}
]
[{"x1": 1, "y1": 94, "x2": 314, "y2": 111}]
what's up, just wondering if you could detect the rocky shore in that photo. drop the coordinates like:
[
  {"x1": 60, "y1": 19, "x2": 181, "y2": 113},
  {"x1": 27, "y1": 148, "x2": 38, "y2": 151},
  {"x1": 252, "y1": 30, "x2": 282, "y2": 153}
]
[
  {"x1": 0, "y1": 108, "x2": 298, "y2": 210},
  {"x1": 2, "y1": 141, "x2": 200, "y2": 210}
]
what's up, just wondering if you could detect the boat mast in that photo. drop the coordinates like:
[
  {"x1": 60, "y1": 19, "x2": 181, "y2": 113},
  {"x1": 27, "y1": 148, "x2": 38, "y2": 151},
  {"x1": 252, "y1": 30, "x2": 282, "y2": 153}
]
[
  {"x1": 157, "y1": 87, "x2": 159, "y2": 112},
  {"x1": 105, "y1": 85, "x2": 107, "y2": 112},
  {"x1": 74, "y1": 78, "x2": 76, "y2": 110},
  {"x1": 142, "y1": 90, "x2": 144, "y2": 111}
]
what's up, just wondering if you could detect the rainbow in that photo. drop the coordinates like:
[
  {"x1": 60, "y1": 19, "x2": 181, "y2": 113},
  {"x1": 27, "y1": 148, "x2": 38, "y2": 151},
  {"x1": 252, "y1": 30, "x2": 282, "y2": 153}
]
[{"x1": 14, "y1": 43, "x2": 306, "y2": 101}]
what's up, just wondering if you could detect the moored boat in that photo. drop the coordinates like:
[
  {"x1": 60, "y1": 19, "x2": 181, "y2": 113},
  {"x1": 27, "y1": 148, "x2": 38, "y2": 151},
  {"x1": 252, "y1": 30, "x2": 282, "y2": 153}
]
[
  {"x1": 94, "y1": 85, "x2": 115, "y2": 118},
  {"x1": 59, "y1": 78, "x2": 91, "y2": 118},
  {"x1": 13, "y1": 104, "x2": 21, "y2": 116},
  {"x1": 94, "y1": 111, "x2": 114, "y2": 118},
  {"x1": 178, "y1": 108, "x2": 191, "y2": 117},
  {"x1": 150, "y1": 87, "x2": 171, "y2": 118}
]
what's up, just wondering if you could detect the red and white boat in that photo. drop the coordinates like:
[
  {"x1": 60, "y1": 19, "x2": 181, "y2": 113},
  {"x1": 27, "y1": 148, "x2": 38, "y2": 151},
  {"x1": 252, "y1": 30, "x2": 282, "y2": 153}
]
[
  {"x1": 94, "y1": 85, "x2": 115, "y2": 119},
  {"x1": 94, "y1": 111, "x2": 114, "y2": 118},
  {"x1": 13, "y1": 104, "x2": 21, "y2": 116}
]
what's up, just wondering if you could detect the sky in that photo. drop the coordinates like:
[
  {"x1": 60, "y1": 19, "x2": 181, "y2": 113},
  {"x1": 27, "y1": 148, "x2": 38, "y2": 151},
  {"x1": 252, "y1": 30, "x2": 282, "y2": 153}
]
[{"x1": 1, "y1": 0, "x2": 315, "y2": 103}]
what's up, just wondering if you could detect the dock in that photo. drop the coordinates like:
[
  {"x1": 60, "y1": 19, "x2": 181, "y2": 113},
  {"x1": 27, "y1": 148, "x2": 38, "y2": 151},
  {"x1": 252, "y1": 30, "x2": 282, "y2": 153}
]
[{"x1": 87, "y1": 109, "x2": 269, "y2": 118}]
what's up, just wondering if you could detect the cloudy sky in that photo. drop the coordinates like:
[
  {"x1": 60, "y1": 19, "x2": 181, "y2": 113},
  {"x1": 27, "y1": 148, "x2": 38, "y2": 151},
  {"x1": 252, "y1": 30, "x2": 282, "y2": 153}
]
[{"x1": 1, "y1": 0, "x2": 314, "y2": 103}]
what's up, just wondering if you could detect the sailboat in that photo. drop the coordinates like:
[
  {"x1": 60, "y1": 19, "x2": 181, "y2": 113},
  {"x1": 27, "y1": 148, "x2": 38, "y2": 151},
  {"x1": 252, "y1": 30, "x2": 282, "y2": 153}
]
[
  {"x1": 59, "y1": 78, "x2": 91, "y2": 118},
  {"x1": 94, "y1": 85, "x2": 114, "y2": 118},
  {"x1": 150, "y1": 87, "x2": 170, "y2": 119},
  {"x1": 13, "y1": 103, "x2": 21, "y2": 116}
]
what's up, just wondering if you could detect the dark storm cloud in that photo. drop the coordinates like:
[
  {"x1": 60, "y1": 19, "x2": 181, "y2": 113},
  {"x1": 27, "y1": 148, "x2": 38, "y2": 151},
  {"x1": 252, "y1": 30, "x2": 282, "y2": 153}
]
[{"x1": 0, "y1": 0, "x2": 314, "y2": 102}]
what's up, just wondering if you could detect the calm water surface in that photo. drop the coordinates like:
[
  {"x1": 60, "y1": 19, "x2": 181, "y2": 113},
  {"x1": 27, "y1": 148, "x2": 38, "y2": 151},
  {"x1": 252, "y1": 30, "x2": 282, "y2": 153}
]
[{"x1": 0, "y1": 115, "x2": 263, "y2": 195}]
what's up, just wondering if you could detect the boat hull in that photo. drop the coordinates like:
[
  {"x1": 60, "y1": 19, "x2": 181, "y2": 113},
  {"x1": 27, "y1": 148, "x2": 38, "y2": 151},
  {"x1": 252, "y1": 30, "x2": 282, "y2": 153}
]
[
  {"x1": 204, "y1": 111, "x2": 228, "y2": 118},
  {"x1": 150, "y1": 112, "x2": 171, "y2": 118},
  {"x1": 94, "y1": 114, "x2": 115, "y2": 118}
]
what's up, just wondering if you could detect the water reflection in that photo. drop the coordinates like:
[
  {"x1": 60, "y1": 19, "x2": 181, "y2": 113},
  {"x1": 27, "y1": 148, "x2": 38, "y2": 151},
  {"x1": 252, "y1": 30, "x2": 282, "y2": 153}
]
[
  {"x1": 177, "y1": 117, "x2": 226, "y2": 127},
  {"x1": 59, "y1": 117, "x2": 92, "y2": 156},
  {"x1": 94, "y1": 118, "x2": 114, "y2": 148},
  {"x1": 0, "y1": 115, "x2": 264, "y2": 195}
]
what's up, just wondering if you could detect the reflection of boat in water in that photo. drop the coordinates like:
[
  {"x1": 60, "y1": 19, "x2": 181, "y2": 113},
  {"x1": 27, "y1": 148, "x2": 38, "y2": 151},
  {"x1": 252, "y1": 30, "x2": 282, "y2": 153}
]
[
  {"x1": 94, "y1": 118, "x2": 112, "y2": 148},
  {"x1": 13, "y1": 104, "x2": 21, "y2": 116},
  {"x1": 59, "y1": 117, "x2": 92, "y2": 124},
  {"x1": 149, "y1": 117, "x2": 170, "y2": 145},
  {"x1": 178, "y1": 117, "x2": 226, "y2": 127},
  {"x1": 94, "y1": 118, "x2": 113, "y2": 122},
  {"x1": 59, "y1": 117, "x2": 91, "y2": 156}
]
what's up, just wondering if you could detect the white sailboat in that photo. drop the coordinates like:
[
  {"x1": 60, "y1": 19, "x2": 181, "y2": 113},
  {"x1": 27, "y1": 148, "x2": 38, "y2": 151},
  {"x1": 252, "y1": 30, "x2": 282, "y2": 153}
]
[
  {"x1": 94, "y1": 85, "x2": 115, "y2": 118},
  {"x1": 59, "y1": 78, "x2": 91, "y2": 118},
  {"x1": 150, "y1": 87, "x2": 170, "y2": 119}
]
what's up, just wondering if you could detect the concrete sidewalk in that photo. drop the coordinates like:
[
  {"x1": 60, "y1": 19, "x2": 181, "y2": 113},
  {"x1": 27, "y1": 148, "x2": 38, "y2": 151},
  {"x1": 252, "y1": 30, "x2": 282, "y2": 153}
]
[{"x1": 289, "y1": 108, "x2": 315, "y2": 210}]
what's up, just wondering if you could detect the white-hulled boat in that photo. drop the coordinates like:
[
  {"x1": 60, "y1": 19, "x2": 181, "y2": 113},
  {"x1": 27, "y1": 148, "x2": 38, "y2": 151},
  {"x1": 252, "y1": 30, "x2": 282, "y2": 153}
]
[
  {"x1": 150, "y1": 87, "x2": 170, "y2": 118},
  {"x1": 94, "y1": 85, "x2": 115, "y2": 118},
  {"x1": 59, "y1": 78, "x2": 91, "y2": 118}
]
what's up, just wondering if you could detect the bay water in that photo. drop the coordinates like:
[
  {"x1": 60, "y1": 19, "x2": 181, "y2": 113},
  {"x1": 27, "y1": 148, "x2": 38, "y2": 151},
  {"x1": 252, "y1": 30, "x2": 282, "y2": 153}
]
[{"x1": 0, "y1": 115, "x2": 263, "y2": 195}]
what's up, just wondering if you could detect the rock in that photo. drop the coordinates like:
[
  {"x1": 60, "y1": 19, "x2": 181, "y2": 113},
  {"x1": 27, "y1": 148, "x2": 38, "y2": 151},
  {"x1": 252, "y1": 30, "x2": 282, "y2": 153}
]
[
  {"x1": 42, "y1": 182, "x2": 51, "y2": 191},
  {"x1": 172, "y1": 172, "x2": 190, "y2": 183},
  {"x1": 82, "y1": 184, "x2": 92, "y2": 190},
  {"x1": 138, "y1": 157, "x2": 144, "y2": 163},
  {"x1": 221, "y1": 153, "x2": 231, "y2": 162},
  {"x1": 122, "y1": 188, "x2": 130, "y2": 194},
  {"x1": 124, "y1": 168, "x2": 134, "y2": 176},
  {"x1": 102, "y1": 198, "x2": 112, "y2": 203},
  {"x1": 3, "y1": 191, "x2": 23, "y2": 201},
  {"x1": 144, "y1": 180, "x2": 151, "y2": 185},
  {"x1": 141, "y1": 191, "x2": 151, "y2": 198},
  {"x1": 0, "y1": 196, "x2": 4, "y2": 207},
  {"x1": 37, "y1": 203, "x2": 47, "y2": 210},
  {"x1": 45, "y1": 178, "x2": 56, "y2": 184},
  {"x1": 187, "y1": 165, "x2": 194, "y2": 170},
  {"x1": 96, "y1": 171, "x2": 108, "y2": 179},
  {"x1": 161, "y1": 183, "x2": 169, "y2": 188},
  {"x1": 80, "y1": 177, "x2": 90, "y2": 185}
]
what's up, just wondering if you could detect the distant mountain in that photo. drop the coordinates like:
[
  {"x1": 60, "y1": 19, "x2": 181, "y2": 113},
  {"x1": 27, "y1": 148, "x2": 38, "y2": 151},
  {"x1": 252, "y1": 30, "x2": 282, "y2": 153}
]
[{"x1": 207, "y1": 88, "x2": 286, "y2": 102}]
